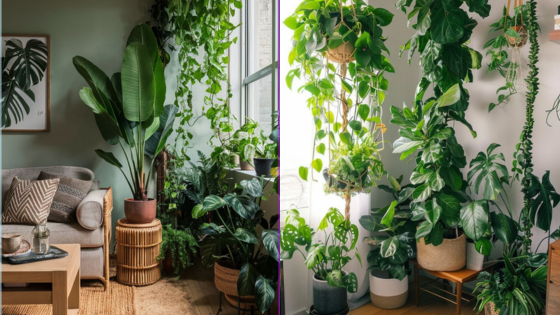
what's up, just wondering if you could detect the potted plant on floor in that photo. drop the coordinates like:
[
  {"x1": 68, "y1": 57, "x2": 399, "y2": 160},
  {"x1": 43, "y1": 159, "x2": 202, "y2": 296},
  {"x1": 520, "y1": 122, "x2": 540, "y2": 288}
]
[
  {"x1": 395, "y1": 0, "x2": 491, "y2": 271},
  {"x1": 281, "y1": 208, "x2": 359, "y2": 315},
  {"x1": 359, "y1": 175, "x2": 416, "y2": 309},
  {"x1": 74, "y1": 23, "x2": 176, "y2": 223},
  {"x1": 193, "y1": 178, "x2": 278, "y2": 313}
]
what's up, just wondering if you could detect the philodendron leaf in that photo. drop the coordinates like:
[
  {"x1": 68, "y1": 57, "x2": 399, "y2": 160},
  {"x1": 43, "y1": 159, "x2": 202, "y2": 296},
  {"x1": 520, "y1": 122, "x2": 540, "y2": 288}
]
[
  {"x1": 224, "y1": 194, "x2": 258, "y2": 220},
  {"x1": 191, "y1": 204, "x2": 206, "y2": 219},
  {"x1": 234, "y1": 228, "x2": 259, "y2": 244},
  {"x1": 262, "y1": 229, "x2": 279, "y2": 261},
  {"x1": 255, "y1": 276, "x2": 275, "y2": 313},
  {"x1": 460, "y1": 200, "x2": 489, "y2": 241},
  {"x1": 203, "y1": 195, "x2": 227, "y2": 211},
  {"x1": 240, "y1": 178, "x2": 263, "y2": 197},
  {"x1": 299, "y1": 166, "x2": 309, "y2": 181},
  {"x1": 435, "y1": 84, "x2": 461, "y2": 107},
  {"x1": 237, "y1": 263, "x2": 259, "y2": 296},
  {"x1": 490, "y1": 211, "x2": 518, "y2": 245}
]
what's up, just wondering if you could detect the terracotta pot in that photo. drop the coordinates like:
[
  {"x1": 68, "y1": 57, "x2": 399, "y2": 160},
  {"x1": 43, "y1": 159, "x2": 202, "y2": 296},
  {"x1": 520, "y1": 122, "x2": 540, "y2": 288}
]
[
  {"x1": 417, "y1": 233, "x2": 466, "y2": 271},
  {"x1": 124, "y1": 198, "x2": 157, "y2": 224},
  {"x1": 369, "y1": 271, "x2": 408, "y2": 309},
  {"x1": 240, "y1": 160, "x2": 254, "y2": 171}
]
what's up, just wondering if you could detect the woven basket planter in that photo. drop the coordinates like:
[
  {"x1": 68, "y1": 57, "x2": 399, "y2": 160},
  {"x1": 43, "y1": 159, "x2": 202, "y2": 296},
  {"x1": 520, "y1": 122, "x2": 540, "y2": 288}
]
[
  {"x1": 214, "y1": 260, "x2": 256, "y2": 299},
  {"x1": 326, "y1": 42, "x2": 355, "y2": 64},
  {"x1": 116, "y1": 218, "x2": 162, "y2": 286},
  {"x1": 417, "y1": 233, "x2": 466, "y2": 271},
  {"x1": 484, "y1": 301, "x2": 499, "y2": 315},
  {"x1": 506, "y1": 25, "x2": 528, "y2": 48}
]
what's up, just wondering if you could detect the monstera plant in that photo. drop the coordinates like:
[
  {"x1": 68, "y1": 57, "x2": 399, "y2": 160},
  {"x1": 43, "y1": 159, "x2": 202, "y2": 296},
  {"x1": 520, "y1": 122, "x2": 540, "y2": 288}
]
[
  {"x1": 2, "y1": 38, "x2": 48, "y2": 128},
  {"x1": 74, "y1": 23, "x2": 177, "y2": 223}
]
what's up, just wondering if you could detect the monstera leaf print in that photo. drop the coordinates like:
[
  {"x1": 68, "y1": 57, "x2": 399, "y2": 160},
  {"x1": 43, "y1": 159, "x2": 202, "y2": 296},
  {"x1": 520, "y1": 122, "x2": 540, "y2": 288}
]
[{"x1": 2, "y1": 38, "x2": 48, "y2": 128}]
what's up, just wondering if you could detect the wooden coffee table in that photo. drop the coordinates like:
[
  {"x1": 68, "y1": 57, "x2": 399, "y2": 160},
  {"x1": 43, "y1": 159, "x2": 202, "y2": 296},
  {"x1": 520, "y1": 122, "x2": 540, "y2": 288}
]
[{"x1": 2, "y1": 244, "x2": 80, "y2": 315}]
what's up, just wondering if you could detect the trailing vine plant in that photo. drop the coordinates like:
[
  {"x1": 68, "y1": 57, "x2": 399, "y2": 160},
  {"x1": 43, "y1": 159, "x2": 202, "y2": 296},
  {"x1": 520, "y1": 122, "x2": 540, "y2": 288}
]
[
  {"x1": 285, "y1": 0, "x2": 394, "y2": 219},
  {"x1": 395, "y1": 0, "x2": 490, "y2": 245}
]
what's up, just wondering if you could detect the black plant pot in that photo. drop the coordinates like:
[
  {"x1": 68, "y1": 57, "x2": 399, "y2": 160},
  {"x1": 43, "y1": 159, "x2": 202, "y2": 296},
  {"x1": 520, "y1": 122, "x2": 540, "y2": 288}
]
[
  {"x1": 254, "y1": 158, "x2": 275, "y2": 177},
  {"x1": 312, "y1": 273, "x2": 347, "y2": 315}
]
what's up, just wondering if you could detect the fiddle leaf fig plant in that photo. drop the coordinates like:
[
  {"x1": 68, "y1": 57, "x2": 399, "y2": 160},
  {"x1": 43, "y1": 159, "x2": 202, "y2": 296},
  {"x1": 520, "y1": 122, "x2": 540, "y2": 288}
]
[
  {"x1": 395, "y1": 0, "x2": 490, "y2": 245},
  {"x1": 281, "y1": 208, "x2": 360, "y2": 293},
  {"x1": 74, "y1": 23, "x2": 176, "y2": 200},
  {"x1": 285, "y1": 0, "x2": 394, "y2": 197}
]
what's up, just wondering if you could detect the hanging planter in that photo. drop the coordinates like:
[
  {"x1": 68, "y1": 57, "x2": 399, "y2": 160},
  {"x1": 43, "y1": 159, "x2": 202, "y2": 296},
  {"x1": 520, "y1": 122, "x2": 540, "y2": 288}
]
[
  {"x1": 326, "y1": 41, "x2": 356, "y2": 64},
  {"x1": 417, "y1": 233, "x2": 466, "y2": 271},
  {"x1": 505, "y1": 25, "x2": 529, "y2": 47}
]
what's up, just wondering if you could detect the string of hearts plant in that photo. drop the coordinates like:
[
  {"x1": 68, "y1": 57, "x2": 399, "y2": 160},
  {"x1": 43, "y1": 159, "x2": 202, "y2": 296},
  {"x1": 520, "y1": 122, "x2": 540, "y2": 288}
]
[
  {"x1": 285, "y1": 0, "x2": 394, "y2": 220},
  {"x1": 395, "y1": 0, "x2": 490, "y2": 245}
]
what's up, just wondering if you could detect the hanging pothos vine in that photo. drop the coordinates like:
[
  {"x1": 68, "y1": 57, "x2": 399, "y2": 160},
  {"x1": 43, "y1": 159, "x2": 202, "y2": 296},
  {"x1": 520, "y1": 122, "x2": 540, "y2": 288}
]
[
  {"x1": 165, "y1": 0, "x2": 242, "y2": 179},
  {"x1": 285, "y1": 0, "x2": 394, "y2": 219}
]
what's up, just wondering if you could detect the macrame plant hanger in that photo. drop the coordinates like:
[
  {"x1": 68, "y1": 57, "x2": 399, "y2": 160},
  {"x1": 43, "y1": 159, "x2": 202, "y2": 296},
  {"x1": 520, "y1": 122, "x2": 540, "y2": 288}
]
[{"x1": 504, "y1": 0, "x2": 528, "y2": 91}]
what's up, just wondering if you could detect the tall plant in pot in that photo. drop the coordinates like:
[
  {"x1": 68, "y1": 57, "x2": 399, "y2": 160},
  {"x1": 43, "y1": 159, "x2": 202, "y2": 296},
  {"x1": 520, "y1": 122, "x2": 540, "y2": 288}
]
[
  {"x1": 285, "y1": 0, "x2": 395, "y2": 218},
  {"x1": 281, "y1": 208, "x2": 360, "y2": 315},
  {"x1": 394, "y1": 0, "x2": 491, "y2": 271},
  {"x1": 193, "y1": 178, "x2": 278, "y2": 313},
  {"x1": 74, "y1": 24, "x2": 176, "y2": 223},
  {"x1": 359, "y1": 176, "x2": 417, "y2": 309}
]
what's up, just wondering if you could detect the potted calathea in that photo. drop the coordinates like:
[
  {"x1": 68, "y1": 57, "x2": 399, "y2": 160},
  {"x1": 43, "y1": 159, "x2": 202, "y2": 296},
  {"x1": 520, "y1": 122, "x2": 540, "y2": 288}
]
[
  {"x1": 281, "y1": 208, "x2": 360, "y2": 315},
  {"x1": 285, "y1": 0, "x2": 394, "y2": 220},
  {"x1": 394, "y1": 0, "x2": 492, "y2": 271},
  {"x1": 359, "y1": 176, "x2": 416, "y2": 309},
  {"x1": 74, "y1": 23, "x2": 176, "y2": 223},
  {"x1": 193, "y1": 178, "x2": 278, "y2": 313}
]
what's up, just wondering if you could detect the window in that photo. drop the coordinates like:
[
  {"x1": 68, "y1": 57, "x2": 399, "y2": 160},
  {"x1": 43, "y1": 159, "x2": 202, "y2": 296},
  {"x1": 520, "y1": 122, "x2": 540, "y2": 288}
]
[{"x1": 242, "y1": 0, "x2": 278, "y2": 136}]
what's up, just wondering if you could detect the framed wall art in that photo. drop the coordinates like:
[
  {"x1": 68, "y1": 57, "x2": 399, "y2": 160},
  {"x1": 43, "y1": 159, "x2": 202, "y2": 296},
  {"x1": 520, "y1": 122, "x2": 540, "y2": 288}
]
[{"x1": 2, "y1": 34, "x2": 50, "y2": 132}]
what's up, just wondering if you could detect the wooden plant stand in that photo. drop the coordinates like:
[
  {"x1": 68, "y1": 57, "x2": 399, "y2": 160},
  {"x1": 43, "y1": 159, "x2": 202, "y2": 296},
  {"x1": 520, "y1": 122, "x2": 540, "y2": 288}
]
[
  {"x1": 411, "y1": 260, "x2": 495, "y2": 315},
  {"x1": 116, "y1": 218, "x2": 162, "y2": 286}
]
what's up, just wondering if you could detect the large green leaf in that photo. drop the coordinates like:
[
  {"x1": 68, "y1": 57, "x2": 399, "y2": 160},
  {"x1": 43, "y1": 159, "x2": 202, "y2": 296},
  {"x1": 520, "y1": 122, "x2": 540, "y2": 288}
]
[
  {"x1": 94, "y1": 149, "x2": 123, "y2": 168},
  {"x1": 127, "y1": 23, "x2": 159, "y2": 68},
  {"x1": 4, "y1": 39, "x2": 47, "y2": 89},
  {"x1": 240, "y1": 178, "x2": 263, "y2": 198},
  {"x1": 234, "y1": 228, "x2": 259, "y2": 244},
  {"x1": 1, "y1": 72, "x2": 33, "y2": 128},
  {"x1": 121, "y1": 42, "x2": 155, "y2": 122},
  {"x1": 79, "y1": 87, "x2": 121, "y2": 144},
  {"x1": 255, "y1": 276, "x2": 275, "y2": 312},
  {"x1": 467, "y1": 144, "x2": 508, "y2": 200},
  {"x1": 73, "y1": 56, "x2": 120, "y2": 111},
  {"x1": 237, "y1": 263, "x2": 259, "y2": 296},
  {"x1": 527, "y1": 171, "x2": 560, "y2": 231},
  {"x1": 203, "y1": 195, "x2": 227, "y2": 211},
  {"x1": 490, "y1": 212, "x2": 517, "y2": 245},
  {"x1": 151, "y1": 56, "x2": 166, "y2": 118},
  {"x1": 460, "y1": 200, "x2": 489, "y2": 241},
  {"x1": 145, "y1": 104, "x2": 178, "y2": 158},
  {"x1": 224, "y1": 194, "x2": 258, "y2": 220},
  {"x1": 435, "y1": 84, "x2": 461, "y2": 107},
  {"x1": 344, "y1": 272, "x2": 358, "y2": 293},
  {"x1": 379, "y1": 236, "x2": 399, "y2": 258},
  {"x1": 430, "y1": 5, "x2": 467, "y2": 44},
  {"x1": 262, "y1": 229, "x2": 279, "y2": 262}
]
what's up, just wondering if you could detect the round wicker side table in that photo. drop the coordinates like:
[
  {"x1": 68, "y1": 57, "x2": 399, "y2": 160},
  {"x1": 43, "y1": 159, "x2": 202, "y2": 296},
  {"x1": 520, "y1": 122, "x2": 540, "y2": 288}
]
[{"x1": 116, "y1": 218, "x2": 162, "y2": 286}]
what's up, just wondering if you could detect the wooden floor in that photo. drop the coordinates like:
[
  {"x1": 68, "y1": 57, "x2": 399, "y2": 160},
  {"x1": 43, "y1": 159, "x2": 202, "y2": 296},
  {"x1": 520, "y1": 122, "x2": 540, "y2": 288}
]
[
  {"x1": 350, "y1": 290, "x2": 478, "y2": 315},
  {"x1": 170, "y1": 261, "x2": 279, "y2": 315}
]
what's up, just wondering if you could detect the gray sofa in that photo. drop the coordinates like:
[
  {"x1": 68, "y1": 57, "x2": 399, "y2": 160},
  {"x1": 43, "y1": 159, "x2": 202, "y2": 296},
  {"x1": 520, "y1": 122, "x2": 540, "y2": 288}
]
[{"x1": 2, "y1": 166, "x2": 113, "y2": 290}]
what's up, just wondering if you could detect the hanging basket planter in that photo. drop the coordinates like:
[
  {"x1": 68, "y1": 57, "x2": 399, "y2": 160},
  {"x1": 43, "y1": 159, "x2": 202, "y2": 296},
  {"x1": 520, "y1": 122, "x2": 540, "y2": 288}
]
[
  {"x1": 326, "y1": 41, "x2": 355, "y2": 64},
  {"x1": 505, "y1": 25, "x2": 528, "y2": 48}
]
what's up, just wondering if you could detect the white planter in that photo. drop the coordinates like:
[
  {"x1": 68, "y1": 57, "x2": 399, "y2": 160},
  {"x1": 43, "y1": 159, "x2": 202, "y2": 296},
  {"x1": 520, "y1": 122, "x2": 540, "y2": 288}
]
[
  {"x1": 466, "y1": 242, "x2": 486, "y2": 271},
  {"x1": 369, "y1": 272, "x2": 408, "y2": 309}
]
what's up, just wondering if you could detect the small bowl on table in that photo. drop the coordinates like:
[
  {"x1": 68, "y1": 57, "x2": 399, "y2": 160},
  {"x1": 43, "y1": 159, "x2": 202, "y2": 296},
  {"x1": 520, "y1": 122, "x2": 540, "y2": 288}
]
[{"x1": 2, "y1": 234, "x2": 22, "y2": 254}]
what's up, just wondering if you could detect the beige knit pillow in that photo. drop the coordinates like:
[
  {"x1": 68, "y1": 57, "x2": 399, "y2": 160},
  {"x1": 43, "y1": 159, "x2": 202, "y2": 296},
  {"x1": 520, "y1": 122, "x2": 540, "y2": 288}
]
[{"x1": 2, "y1": 177, "x2": 60, "y2": 225}]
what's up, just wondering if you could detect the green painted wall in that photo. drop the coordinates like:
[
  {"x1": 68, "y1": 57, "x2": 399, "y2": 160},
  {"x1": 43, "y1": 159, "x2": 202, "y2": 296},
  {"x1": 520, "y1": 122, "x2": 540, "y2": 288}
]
[{"x1": 2, "y1": 0, "x2": 154, "y2": 239}]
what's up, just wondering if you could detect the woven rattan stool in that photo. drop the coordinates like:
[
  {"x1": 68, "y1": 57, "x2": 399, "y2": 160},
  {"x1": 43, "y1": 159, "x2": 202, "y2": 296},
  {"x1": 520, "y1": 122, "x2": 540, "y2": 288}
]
[{"x1": 116, "y1": 218, "x2": 162, "y2": 286}]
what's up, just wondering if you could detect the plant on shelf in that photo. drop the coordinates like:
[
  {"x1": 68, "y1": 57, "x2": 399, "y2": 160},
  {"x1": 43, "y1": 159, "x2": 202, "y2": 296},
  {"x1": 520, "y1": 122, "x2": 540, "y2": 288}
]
[
  {"x1": 359, "y1": 175, "x2": 416, "y2": 309},
  {"x1": 2, "y1": 38, "x2": 48, "y2": 128},
  {"x1": 73, "y1": 23, "x2": 176, "y2": 223},
  {"x1": 193, "y1": 178, "x2": 278, "y2": 313},
  {"x1": 484, "y1": 3, "x2": 539, "y2": 111},
  {"x1": 281, "y1": 208, "x2": 360, "y2": 314},
  {"x1": 395, "y1": 0, "x2": 490, "y2": 271}
]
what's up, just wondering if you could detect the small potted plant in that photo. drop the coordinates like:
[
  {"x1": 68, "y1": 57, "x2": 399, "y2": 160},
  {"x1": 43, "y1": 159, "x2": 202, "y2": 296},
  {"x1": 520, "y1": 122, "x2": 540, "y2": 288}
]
[
  {"x1": 360, "y1": 176, "x2": 416, "y2": 309},
  {"x1": 281, "y1": 208, "x2": 359, "y2": 315},
  {"x1": 74, "y1": 23, "x2": 176, "y2": 223},
  {"x1": 158, "y1": 225, "x2": 198, "y2": 278}
]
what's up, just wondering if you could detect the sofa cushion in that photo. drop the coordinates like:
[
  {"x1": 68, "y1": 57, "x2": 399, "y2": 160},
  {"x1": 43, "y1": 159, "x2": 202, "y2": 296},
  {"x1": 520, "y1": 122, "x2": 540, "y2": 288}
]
[
  {"x1": 2, "y1": 177, "x2": 59, "y2": 225},
  {"x1": 81, "y1": 247, "x2": 104, "y2": 278},
  {"x1": 2, "y1": 222, "x2": 105, "y2": 247},
  {"x1": 76, "y1": 190, "x2": 106, "y2": 230},
  {"x1": 38, "y1": 171, "x2": 93, "y2": 223}
]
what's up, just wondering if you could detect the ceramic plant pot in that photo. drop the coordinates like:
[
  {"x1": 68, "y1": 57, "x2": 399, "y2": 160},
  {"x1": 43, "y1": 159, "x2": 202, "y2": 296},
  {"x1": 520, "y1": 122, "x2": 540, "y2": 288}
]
[
  {"x1": 254, "y1": 158, "x2": 275, "y2": 177},
  {"x1": 369, "y1": 271, "x2": 408, "y2": 309},
  {"x1": 466, "y1": 241, "x2": 486, "y2": 271},
  {"x1": 417, "y1": 233, "x2": 466, "y2": 271},
  {"x1": 312, "y1": 273, "x2": 347, "y2": 315},
  {"x1": 240, "y1": 160, "x2": 254, "y2": 171},
  {"x1": 124, "y1": 198, "x2": 157, "y2": 224}
]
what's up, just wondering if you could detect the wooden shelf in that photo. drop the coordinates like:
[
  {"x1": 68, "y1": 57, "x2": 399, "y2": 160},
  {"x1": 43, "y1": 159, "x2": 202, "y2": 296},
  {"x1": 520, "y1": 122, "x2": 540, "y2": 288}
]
[{"x1": 549, "y1": 30, "x2": 560, "y2": 42}]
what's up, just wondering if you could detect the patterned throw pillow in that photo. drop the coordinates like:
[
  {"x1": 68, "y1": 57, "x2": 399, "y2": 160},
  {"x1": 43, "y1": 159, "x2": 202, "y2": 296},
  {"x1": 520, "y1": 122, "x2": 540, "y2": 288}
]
[
  {"x1": 2, "y1": 177, "x2": 60, "y2": 225},
  {"x1": 37, "y1": 171, "x2": 93, "y2": 222}
]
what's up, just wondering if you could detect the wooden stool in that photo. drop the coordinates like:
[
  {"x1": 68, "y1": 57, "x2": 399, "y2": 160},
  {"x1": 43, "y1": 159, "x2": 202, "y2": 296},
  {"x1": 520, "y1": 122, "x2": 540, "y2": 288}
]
[
  {"x1": 116, "y1": 218, "x2": 162, "y2": 286},
  {"x1": 412, "y1": 260, "x2": 495, "y2": 315}
]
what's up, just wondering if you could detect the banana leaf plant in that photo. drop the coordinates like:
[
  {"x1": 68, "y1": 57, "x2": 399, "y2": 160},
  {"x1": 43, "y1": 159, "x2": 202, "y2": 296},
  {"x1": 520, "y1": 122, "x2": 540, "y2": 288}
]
[
  {"x1": 73, "y1": 23, "x2": 177, "y2": 200},
  {"x1": 2, "y1": 38, "x2": 48, "y2": 128},
  {"x1": 193, "y1": 178, "x2": 278, "y2": 313}
]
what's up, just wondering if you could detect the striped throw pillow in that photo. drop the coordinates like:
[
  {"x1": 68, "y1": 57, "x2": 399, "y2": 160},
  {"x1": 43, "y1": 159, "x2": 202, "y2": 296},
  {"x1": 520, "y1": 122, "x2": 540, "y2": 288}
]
[{"x1": 2, "y1": 177, "x2": 60, "y2": 225}]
